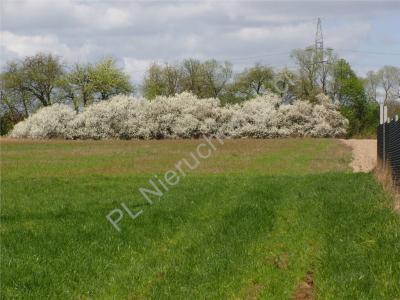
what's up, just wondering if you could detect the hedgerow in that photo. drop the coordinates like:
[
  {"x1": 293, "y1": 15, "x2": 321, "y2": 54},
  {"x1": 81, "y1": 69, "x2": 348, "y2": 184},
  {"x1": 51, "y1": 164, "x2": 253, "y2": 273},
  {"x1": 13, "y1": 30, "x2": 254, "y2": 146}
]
[{"x1": 9, "y1": 92, "x2": 348, "y2": 139}]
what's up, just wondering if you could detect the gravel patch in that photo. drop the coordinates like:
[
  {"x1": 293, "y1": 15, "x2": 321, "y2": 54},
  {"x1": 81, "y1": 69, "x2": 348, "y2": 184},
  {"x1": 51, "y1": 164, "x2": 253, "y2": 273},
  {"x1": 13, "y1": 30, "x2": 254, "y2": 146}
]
[{"x1": 340, "y1": 139, "x2": 377, "y2": 173}]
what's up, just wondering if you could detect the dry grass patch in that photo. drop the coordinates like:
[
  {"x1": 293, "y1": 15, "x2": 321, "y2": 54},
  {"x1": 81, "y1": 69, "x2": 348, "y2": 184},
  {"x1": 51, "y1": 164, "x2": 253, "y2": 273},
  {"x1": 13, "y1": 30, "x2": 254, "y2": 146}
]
[
  {"x1": 293, "y1": 271, "x2": 314, "y2": 300},
  {"x1": 374, "y1": 162, "x2": 400, "y2": 212},
  {"x1": 1, "y1": 138, "x2": 352, "y2": 179}
]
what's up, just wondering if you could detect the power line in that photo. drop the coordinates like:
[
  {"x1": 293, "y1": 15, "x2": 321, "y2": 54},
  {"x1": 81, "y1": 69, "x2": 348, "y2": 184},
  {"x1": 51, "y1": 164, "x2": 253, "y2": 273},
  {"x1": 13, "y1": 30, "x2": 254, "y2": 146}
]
[
  {"x1": 224, "y1": 52, "x2": 291, "y2": 62},
  {"x1": 336, "y1": 49, "x2": 400, "y2": 56}
]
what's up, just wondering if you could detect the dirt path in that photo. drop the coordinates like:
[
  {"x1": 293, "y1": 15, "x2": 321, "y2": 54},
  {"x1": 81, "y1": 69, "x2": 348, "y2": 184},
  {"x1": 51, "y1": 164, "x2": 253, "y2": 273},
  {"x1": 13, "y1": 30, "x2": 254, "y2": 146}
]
[{"x1": 339, "y1": 139, "x2": 377, "y2": 173}]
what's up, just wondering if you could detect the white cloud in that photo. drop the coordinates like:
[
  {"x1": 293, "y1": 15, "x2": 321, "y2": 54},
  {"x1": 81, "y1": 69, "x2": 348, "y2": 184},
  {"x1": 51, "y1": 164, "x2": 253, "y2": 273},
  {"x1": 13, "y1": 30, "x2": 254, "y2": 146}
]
[
  {"x1": 0, "y1": 31, "x2": 99, "y2": 62},
  {"x1": 102, "y1": 8, "x2": 131, "y2": 29},
  {"x1": 1, "y1": 31, "x2": 72, "y2": 58},
  {"x1": 123, "y1": 58, "x2": 154, "y2": 83},
  {"x1": 1, "y1": 0, "x2": 399, "y2": 77},
  {"x1": 325, "y1": 22, "x2": 372, "y2": 49},
  {"x1": 3, "y1": 0, "x2": 132, "y2": 31}
]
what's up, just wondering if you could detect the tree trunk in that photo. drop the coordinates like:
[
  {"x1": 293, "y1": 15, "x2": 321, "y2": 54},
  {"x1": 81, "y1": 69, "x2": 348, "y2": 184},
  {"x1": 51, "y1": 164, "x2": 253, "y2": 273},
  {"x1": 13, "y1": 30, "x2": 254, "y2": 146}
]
[{"x1": 22, "y1": 96, "x2": 29, "y2": 117}]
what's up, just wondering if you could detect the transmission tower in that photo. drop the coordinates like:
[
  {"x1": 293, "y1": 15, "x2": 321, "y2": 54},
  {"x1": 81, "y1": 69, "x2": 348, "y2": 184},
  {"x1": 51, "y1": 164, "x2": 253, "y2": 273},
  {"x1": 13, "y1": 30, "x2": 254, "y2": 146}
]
[
  {"x1": 314, "y1": 18, "x2": 331, "y2": 93},
  {"x1": 315, "y1": 17, "x2": 324, "y2": 62}
]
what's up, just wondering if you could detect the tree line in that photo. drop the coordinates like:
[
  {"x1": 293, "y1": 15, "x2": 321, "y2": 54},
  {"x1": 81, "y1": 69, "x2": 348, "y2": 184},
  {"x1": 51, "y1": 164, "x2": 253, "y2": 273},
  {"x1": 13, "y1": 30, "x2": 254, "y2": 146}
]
[{"x1": 1, "y1": 50, "x2": 399, "y2": 136}]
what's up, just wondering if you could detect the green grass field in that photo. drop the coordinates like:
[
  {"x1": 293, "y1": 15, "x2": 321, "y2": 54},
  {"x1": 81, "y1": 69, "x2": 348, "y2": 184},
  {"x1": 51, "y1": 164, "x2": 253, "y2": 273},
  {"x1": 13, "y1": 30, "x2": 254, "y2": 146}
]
[{"x1": 1, "y1": 138, "x2": 399, "y2": 299}]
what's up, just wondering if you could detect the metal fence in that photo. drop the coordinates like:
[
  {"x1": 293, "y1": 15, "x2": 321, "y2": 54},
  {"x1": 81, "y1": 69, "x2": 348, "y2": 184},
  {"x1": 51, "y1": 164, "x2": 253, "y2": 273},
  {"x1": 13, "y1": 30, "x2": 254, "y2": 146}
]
[{"x1": 377, "y1": 117, "x2": 400, "y2": 186}]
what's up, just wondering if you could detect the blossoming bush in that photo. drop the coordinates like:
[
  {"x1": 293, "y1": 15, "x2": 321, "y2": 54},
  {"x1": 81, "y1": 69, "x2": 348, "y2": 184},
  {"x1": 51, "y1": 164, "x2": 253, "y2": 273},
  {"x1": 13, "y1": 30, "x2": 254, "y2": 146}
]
[
  {"x1": 66, "y1": 95, "x2": 135, "y2": 139},
  {"x1": 9, "y1": 104, "x2": 76, "y2": 139},
  {"x1": 9, "y1": 92, "x2": 348, "y2": 139}
]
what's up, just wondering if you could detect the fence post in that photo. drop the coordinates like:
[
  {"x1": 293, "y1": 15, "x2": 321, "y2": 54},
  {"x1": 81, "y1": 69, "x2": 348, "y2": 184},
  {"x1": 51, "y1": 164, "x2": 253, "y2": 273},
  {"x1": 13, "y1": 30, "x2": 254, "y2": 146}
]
[{"x1": 382, "y1": 105, "x2": 388, "y2": 165}]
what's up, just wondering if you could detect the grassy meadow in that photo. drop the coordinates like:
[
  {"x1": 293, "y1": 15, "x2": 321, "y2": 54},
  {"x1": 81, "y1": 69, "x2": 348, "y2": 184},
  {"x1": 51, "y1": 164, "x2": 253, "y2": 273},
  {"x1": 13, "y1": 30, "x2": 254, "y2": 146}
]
[{"x1": 1, "y1": 138, "x2": 399, "y2": 299}]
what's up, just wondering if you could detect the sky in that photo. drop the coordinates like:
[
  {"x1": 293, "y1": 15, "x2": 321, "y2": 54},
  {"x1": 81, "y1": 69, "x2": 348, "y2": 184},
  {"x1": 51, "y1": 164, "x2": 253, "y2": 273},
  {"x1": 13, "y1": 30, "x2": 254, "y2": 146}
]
[{"x1": 1, "y1": 0, "x2": 400, "y2": 84}]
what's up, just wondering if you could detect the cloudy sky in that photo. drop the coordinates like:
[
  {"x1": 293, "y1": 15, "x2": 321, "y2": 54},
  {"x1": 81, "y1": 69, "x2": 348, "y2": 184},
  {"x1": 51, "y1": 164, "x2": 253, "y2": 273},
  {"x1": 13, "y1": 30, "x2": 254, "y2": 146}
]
[{"x1": 1, "y1": 0, "x2": 399, "y2": 83}]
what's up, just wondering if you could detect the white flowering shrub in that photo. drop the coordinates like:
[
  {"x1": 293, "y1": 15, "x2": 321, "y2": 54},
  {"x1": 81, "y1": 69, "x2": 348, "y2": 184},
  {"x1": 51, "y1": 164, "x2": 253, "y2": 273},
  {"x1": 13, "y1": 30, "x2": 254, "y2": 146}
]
[
  {"x1": 9, "y1": 92, "x2": 348, "y2": 139},
  {"x1": 9, "y1": 104, "x2": 76, "y2": 139},
  {"x1": 66, "y1": 95, "x2": 135, "y2": 139}
]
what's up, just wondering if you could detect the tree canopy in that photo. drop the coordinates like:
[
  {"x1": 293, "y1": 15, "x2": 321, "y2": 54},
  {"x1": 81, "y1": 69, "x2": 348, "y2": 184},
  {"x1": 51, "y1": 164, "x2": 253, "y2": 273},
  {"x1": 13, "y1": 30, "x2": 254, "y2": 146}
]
[{"x1": 1, "y1": 50, "x2": 398, "y2": 137}]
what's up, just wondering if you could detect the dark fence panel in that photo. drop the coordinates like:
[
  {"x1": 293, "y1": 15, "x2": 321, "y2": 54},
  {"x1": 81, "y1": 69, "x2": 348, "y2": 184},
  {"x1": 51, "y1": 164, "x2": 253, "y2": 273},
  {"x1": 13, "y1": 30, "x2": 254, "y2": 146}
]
[{"x1": 377, "y1": 119, "x2": 400, "y2": 186}]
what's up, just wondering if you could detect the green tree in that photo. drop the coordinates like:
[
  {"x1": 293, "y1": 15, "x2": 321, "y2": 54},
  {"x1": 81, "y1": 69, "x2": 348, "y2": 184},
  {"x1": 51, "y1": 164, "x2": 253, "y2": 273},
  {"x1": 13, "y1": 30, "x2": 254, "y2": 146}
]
[
  {"x1": 2, "y1": 53, "x2": 64, "y2": 107},
  {"x1": 1, "y1": 66, "x2": 32, "y2": 117},
  {"x1": 0, "y1": 106, "x2": 25, "y2": 135},
  {"x1": 291, "y1": 47, "x2": 336, "y2": 101},
  {"x1": 200, "y1": 60, "x2": 232, "y2": 98},
  {"x1": 364, "y1": 66, "x2": 399, "y2": 119},
  {"x1": 0, "y1": 76, "x2": 27, "y2": 135},
  {"x1": 163, "y1": 63, "x2": 182, "y2": 97},
  {"x1": 180, "y1": 59, "x2": 204, "y2": 96},
  {"x1": 225, "y1": 64, "x2": 274, "y2": 102},
  {"x1": 377, "y1": 66, "x2": 400, "y2": 104},
  {"x1": 62, "y1": 63, "x2": 95, "y2": 111},
  {"x1": 333, "y1": 59, "x2": 377, "y2": 136},
  {"x1": 142, "y1": 59, "x2": 232, "y2": 100},
  {"x1": 142, "y1": 63, "x2": 181, "y2": 99},
  {"x1": 62, "y1": 58, "x2": 134, "y2": 109},
  {"x1": 90, "y1": 58, "x2": 134, "y2": 100},
  {"x1": 364, "y1": 70, "x2": 380, "y2": 102},
  {"x1": 291, "y1": 47, "x2": 320, "y2": 100}
]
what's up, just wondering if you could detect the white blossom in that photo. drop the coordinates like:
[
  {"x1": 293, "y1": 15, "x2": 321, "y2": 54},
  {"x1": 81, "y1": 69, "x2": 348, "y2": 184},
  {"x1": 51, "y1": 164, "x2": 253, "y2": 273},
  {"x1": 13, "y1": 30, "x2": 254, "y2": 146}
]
[
  {"x1": 9, "y1": 92, "x2": 348, "y2": 139},
  {"x1": 9, "y1": 104, "x2": 76, "y2": 139}
]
